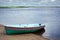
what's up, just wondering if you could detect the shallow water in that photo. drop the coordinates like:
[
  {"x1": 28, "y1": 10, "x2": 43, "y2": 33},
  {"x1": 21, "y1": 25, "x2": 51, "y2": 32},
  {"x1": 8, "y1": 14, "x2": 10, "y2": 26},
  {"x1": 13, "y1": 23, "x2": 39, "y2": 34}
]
[{"x1": 0, "y1": 8, "x2": 60, "y2": 40}]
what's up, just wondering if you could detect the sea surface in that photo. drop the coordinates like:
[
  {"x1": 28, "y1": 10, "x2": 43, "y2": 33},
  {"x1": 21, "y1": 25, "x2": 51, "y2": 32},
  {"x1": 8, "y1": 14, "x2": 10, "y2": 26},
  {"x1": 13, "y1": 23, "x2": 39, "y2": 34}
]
[{"x1": 0, "y1": 8, "x2": 60, "y2": 40}]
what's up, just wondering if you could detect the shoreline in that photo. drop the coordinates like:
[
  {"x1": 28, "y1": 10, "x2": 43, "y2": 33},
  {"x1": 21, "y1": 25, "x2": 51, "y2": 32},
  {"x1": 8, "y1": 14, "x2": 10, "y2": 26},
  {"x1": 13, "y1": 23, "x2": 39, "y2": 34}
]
[{"x1": 0, "y1": 25, "x2": 49, "y2": 40}]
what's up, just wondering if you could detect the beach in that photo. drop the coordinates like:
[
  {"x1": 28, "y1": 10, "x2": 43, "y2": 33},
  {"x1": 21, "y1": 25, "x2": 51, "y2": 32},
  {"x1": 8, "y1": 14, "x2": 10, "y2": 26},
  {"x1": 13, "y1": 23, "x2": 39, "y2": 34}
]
[{"x1": 0, "y1": 25, "x2": 48, "y2": 40}]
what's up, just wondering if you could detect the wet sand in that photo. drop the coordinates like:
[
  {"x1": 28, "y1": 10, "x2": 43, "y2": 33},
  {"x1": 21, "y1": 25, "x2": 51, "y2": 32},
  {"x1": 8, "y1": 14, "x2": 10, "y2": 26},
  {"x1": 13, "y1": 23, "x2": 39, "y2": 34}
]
[{"x1": 0, "y1": 25, "x2": 48, "y2": 40}]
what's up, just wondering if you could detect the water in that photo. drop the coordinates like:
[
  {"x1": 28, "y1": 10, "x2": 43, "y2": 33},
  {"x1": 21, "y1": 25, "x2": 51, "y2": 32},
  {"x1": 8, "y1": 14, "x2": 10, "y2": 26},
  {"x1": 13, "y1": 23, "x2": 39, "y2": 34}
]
[{"x1": 0, "y1": 8, "x2": 60, "y2": 39}]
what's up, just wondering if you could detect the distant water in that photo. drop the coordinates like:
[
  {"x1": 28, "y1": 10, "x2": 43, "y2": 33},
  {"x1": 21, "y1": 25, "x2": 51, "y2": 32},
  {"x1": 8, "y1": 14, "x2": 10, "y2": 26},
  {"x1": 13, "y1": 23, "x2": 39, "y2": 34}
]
[
  {"x1": 0, "y1": 8, "x2": 60, "y2": 24},
  {"x1": 0, "y1": 8, "x2": 60, "y2": 39}
]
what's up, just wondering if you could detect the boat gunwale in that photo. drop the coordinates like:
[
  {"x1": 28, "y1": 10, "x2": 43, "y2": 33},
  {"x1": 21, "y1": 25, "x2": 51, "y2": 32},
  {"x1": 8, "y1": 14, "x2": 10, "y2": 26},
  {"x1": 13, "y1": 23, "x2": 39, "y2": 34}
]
[{"x1": 5, "y1": 26, "x2": 45, "y2": 30}]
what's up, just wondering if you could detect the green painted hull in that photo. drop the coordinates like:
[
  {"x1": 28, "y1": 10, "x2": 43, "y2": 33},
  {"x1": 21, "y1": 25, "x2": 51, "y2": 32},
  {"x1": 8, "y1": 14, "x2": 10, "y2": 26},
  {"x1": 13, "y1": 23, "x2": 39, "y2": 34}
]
[
  {"x1": 5, "y1": 29, "x2": 38, "y2": 35},
  {"x1": 5, "y1": 27, "x2": 39, "y2": 35}
]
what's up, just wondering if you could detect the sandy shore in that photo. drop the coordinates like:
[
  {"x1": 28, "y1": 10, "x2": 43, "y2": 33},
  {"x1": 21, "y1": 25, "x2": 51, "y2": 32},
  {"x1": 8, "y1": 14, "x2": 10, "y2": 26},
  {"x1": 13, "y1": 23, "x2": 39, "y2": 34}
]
[{"x1": 0, "y1": 24, "x2": 49, "y2": 40}]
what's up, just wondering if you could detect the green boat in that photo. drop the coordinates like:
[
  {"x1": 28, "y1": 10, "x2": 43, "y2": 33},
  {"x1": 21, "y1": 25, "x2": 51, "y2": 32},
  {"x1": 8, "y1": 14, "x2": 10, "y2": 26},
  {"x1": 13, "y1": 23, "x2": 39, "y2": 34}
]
[{"x1": 4, "y1": 24, "x2": 45, "y2": 35}]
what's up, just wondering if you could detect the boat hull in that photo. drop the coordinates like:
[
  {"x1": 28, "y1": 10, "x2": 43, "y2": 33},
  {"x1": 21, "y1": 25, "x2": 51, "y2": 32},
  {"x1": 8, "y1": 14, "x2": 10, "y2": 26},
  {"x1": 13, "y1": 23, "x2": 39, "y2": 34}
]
[{"x1": 4, "y1": 26, "x2": 45, "y2": 35}]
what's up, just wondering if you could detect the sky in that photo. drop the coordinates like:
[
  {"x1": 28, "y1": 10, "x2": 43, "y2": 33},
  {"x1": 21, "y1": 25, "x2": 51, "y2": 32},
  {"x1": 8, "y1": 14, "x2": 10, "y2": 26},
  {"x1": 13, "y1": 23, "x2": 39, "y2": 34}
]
[{"x1": 0, "y1": 0, "x2": 60, "y2": 6}]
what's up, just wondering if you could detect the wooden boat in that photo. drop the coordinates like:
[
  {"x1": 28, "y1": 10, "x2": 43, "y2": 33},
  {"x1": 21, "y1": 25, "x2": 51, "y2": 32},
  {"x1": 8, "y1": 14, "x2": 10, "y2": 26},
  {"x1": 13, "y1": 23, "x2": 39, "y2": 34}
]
[{"x1": 4, "y1": 24, "x2": 45, "y2": 35}]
